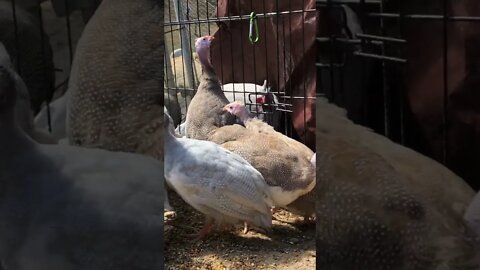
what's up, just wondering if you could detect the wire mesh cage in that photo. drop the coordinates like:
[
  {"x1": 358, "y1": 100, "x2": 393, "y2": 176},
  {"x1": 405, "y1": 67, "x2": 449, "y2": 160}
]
[
  {"x1": 2, "y1": 0, "x2": 96, "y2": 133},
  {"x1": 164, "y1": 0, "x2": 317, "y2": 149},
  {"x1": 316, "y1": 0, "x2": 480, "y2": 189}
]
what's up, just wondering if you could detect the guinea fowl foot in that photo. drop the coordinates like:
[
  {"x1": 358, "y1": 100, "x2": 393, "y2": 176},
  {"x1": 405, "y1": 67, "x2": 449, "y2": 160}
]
[
  {"x1": 243, "y1": 222, "x2": 267, "y2": 235},
  {"x1": 186, "y1": 221, "x2": 215, "y2": 241},
  {"x1": 294, "y1": 216, "x2": 315, "y2": 226},
  {"x1": 164, "y1": 210, "x2": 177, "y2": 222}
]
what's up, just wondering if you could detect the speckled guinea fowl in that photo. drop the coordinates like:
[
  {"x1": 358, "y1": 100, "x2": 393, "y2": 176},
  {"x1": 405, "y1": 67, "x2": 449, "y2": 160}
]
[
  {"x1": 223, "y1": 101, "x2": 316, "y2": 220},
  {"x1": 316, "y1": 132, "x2": 480, "y2": 269},
  {"x1": 0, "y1": 67, "x2": 163, "y2": 269},
  {"x1": 164, "y1": 108, "x2": 272, "y2": 239},
  {"x1": 316, "y1": 97, "x2": 475, "y2": 216},
  {"x1": 207, "y1": 122, "x2": 315, "y2": 208},
  {"x1": 184, "y1": 35, "x2": 237, "y2": 140},
  {"x1": 67, "y1": 0, "x2": 164, "y2": 160}
]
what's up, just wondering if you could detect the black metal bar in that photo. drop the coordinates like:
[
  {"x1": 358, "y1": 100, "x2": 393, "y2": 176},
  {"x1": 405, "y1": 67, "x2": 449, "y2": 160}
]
[
  {"x1": 328, "y1": 26, "x2": 336, "y2": 101},
  {"x1": 379, "y1": 0, "x2": 391, "y2": 138},
  {"x1": 10, "y1": 0, "x2": 21, "y2": 74},
  {"x1": 317, "y1": 0, "x2": 381, "y2": 4},
  {"x1": 398, "y1": 0, "x2": 406, "y2": 145},
  {"x1": 358, "y1": 0, "x2": 367, "y2": 123},
  {"x1": 442, "y1": 0, "x2": 449, "y2": 164},
  {"x1": 276, "y1": 0, "x2": 281, "y2": 126},
  {"x1": 356, "y1": 33, "x2": 406, "y2": 43},
  {"x1": 317, "y1": 36, "x2": 385, "y2": 45},
  {"x1": 368, "y1": 13, "x2": 480, "y2": 22},
  {"x1": 354, "y1": 51, "x2": 407, "y2": 63},
  {"x1": 36, "y1": 0, "x2": 52, "y2": 132},
  {"x1": 64, "y1": 0, "x2": 73, "y2": 66},
  {"x1": 262, "y1": 0, "x2": 270, "y2": 122},
  {"x1": 217, "y1": 0, "x2": 225, "y2": 90},
  {"x1": 316, "y1": 63, "x2": 345, "y2": 68},
  {"x1": 164, "y1": 9, "x2": 316, "y2": 26}
]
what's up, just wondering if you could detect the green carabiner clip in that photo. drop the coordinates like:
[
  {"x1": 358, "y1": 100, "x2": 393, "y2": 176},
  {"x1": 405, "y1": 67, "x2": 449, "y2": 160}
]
[{"x1": 249, "y1": 12, "x2": 259, "y2": 44}]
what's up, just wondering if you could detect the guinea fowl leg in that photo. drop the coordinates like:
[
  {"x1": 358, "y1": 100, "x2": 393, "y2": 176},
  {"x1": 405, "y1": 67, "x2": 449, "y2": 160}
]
[
  {"x1": 243, "y1": 222, "x2": 267, "y2": 235},
  {"x1": 186, "y1": 217, "x2": 215, "y2": 241}
]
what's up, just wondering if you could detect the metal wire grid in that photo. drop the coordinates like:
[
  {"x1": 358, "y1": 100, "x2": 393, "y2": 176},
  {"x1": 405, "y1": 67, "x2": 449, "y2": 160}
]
[
  {"x1": 315, "y1": 0, "x2": 478, "y2": 165},
  {"x1": 164, "y1": 0, "x2": 316, "y2": 140},
  {"x1": 7, "y1": 0, "x2": 85, "y2": 131}
]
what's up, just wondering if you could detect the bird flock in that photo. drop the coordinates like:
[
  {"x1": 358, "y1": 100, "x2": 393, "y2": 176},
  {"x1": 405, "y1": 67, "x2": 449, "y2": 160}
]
[
  {"x1": 164, "y1": 35, "x2": 317, "y2": 239},
  {"x1": 2, "y1": 0, "x2": 480, "y2": 269}
]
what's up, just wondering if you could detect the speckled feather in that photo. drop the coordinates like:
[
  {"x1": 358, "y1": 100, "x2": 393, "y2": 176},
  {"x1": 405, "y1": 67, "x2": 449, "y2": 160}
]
[
  {"x1": 165, "y1": 114, "x2": 272, "y2": 229},
  {"x1": 208, "y1": 124, "x2": 316, "y2": 207},
  {"x1": 230, "y1": 106, "x2": 316, "y2": 217},
  {"x1": 316, "y1": 97, "x2": 475, "y2": 215},
  {"x1": 0, "y1": 66, "x2": 163, "y2": 270},
  {"x1": 315, "y1": 99, "x2": 480, "y2": 269},
  {"x1": 67, "y1": 0, "x2": 164, "y2": 160}
]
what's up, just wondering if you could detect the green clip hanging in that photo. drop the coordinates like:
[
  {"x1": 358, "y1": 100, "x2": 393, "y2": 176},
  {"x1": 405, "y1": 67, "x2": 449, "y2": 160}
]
[{"x1": 249, "y1": 12, "x2": 259, "y2": 44}]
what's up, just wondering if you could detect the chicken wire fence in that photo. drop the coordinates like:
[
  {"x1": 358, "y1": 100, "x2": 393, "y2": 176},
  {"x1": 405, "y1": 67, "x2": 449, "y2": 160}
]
[
  {"x1": 164, "y1": 0, "x2": 316, "y2": 142},
  {"x1": 3, "y1": 0, "x2": 95, "y2": 130},
  {"x1": 316, "y1": 0, "x2": 480, "y2": 189}
]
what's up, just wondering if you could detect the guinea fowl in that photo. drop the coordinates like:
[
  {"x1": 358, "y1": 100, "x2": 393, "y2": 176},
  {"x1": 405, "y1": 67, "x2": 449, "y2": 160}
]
[
  {"x1": 223, "y1": 101, "x2": 314, "y2": 159},
  {"x1": 184, "y1": 35, "x2": 237, "y2": 140},
  {"x1": 223, "y1": 101, "x2": 316, "y2": 221},
  {"x1": 67, "y1": 0, "x2": 163, "y2": 161},
  {"x1": 206, "y1": 120, "x2": 315, "y2": 210},
  {"x1": 0, "y1": 67, "x2": 163, "y2": 269},
  {"x1": 315, "y1": 98, "x2": 480, "y2": 268},
  {"x1": 316, "y1": 97, "x2": 475, "y2": 217},
  {"x1": 315, "y1": 133, "x2": 480, "y2": 269},
  {"x1": 164, "y1": 108, "x2": 272, "y2": 240}
]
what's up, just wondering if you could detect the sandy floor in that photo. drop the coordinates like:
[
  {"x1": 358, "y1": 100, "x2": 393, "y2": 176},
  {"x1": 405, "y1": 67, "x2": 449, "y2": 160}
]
[{"x1": 165, "y1": 192, "x2": 316, "y2": 270}]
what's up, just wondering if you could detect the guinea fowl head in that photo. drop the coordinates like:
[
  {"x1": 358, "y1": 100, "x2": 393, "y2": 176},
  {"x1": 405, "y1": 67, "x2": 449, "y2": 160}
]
[
  {"x1": 223, "y1": 101, "x2": 250, "y2": 122},
  {"x1": 0, "y1": 66, "x2": 16, "y2": 114},
  {"x1": 195, "y1": 35, "x2": 214, "y2": 70}
]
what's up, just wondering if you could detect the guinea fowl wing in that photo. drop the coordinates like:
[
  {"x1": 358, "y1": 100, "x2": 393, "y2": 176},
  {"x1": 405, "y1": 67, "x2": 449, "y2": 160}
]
[{"x1": 166, "y1": 139, "x2": 272, "y2": 226}]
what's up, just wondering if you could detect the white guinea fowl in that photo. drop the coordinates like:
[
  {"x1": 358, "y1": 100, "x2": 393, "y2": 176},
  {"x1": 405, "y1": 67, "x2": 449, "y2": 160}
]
[
  {"x1": 0, "y1": 67, "x2": 163, "y2": 269},
  {"x1": 164, "y1": 108, "x2": 273, "y2": 240}
]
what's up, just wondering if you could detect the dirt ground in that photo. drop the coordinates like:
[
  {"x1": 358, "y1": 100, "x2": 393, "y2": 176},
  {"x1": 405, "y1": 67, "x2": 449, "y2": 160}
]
[{"x1": 164, "y1": 191, "x2": 316, "y2": 270}]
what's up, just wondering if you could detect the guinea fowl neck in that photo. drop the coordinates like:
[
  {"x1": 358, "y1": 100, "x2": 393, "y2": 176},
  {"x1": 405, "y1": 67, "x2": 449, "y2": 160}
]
[
  {"x1": 237, "y1": 109, "x2": 251, "y2": 124},
  {"x1": 197, "y1": 46, "x2": 217, "y2": 79}
]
